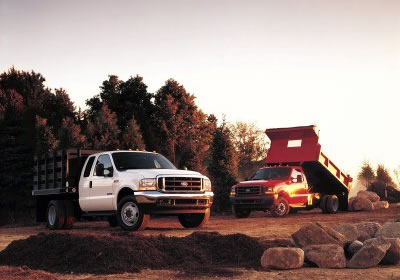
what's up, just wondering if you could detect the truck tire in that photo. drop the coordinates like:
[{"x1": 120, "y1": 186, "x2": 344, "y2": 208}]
[
  {"x1": 63, "y1": 201, "x2": 75, "y2": 229},
  {"x1": 271, "y1": 197, "x2": 289, "y2": 217},
  {"x1": 107, "y1": 215, "x2": 118, "y2": 227},
  {"x1": 117, "y1": 196, "x2": 148, "y2": 231},
  {"x1": 320, "y1": 195, "x2": 329, "y2": 213},
  {"x1": 46, "y1": 200, "x2": 65, "y2": 230},
  {"x1": 232, "y1": 206, "x2": 251, "y2": 218},
  {"x1": 326, "y1": 195, "x2": 339, "y2": 214},
  {"x1": 178, "y1": 208, "x2": 210, "y2": 228}
]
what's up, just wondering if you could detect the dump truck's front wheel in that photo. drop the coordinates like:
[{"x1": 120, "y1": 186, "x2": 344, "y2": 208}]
[
  {"x1": 271, "y1": 197, "x2": 290, "y2": 217},
  {"x1": 178, "y1": 208, "x2": 210, "y2": 228},
  {"x1": 232, "y1": 206, "x2": 251, "y2": 218}
]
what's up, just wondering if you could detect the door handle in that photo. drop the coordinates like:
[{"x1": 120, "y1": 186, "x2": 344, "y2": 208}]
[{"x1": 89, "y1": 181, "x2": 92, "y2": 188}]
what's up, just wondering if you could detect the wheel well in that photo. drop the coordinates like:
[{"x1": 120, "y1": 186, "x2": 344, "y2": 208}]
[
  {"x1": 117, "y1": 187, "x2": 134, "y2": 204},
  {"x1": 278, "y1": 192, "x2": 290, "y2": 201}
]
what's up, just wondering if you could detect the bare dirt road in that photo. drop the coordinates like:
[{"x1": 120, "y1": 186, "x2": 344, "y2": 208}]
[{"x1": 1, "y1": 206, "x2": 400, "y2": 280}]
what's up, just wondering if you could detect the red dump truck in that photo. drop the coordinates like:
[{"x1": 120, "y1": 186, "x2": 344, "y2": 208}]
[{"x1": 230, "y1": 125, "x2": 352, "y2": 217}]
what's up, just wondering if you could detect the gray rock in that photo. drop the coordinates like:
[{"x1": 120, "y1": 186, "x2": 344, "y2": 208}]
[
  {"x1": 355, "y1": 222, "x2": 382, "y2": 240},
  {"x1": 364, "y1": 237, "x2": 400, "y2": 265},
  {"x1": 291, "y1": 223, "x2": 346, "y2": 248},
  {"x1": 373, "y1": 201, "x2": 389, "y2": 209},
  {"x1": 376, "y1": 222, "x2": 400, "y2": 238},
  {"x1": 303, "y1": 244, "x2": 346, "y2": 268},
  {"x1": 335, "y1": 223, "x2": 359, "y2": 243},
  {"x1": 260, "y1": 247, "x2": 304, "y2": 270},
  {"x1": 352, "y1": 197, "x2": 374, "y2": 211},
  {"x1": 347, "y1": 240, "x2": 363, "y2": 257},
  {"x1": 348, "y1": 197, "x2": 355, "y2": 211},
  {"x1": 347, "y1": 238, "x2": 391, "y2": 268},
  {"x1": 357, "y1": 191, "x2": 380, "y2": 203}
]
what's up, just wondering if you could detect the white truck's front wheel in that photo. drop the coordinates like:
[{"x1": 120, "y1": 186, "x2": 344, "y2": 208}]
[
  {"x1": 178, "y1": 208, "x2": 210, "y2": 228},
  {"x1": 117, "y1": 196, "x2": 149, "y2": 231}
]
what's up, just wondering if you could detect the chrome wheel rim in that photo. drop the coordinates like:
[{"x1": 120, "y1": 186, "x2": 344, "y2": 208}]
[
  {"x1": 48, "y1": 205, "x2": 56, "y2": 226},
  {"x1": 276, "y1": 202, "x2": 286, "y2": 216},
  {"x1": 121, "y1": 202, "x2": 139, "y2": 226}
]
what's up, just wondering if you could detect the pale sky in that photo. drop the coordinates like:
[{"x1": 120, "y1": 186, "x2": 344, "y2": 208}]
[{"x1": 1, "y1": 0, "x2": 399, "y2": 178}]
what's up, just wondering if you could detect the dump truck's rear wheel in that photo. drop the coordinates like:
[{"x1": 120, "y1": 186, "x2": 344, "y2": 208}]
[
  {"x1": 178, "y1": 208, "x2": 210, "y2": 228},
  {"x1": 320, "y1": 195, "x2": 329, "y2": 213},
  {"x1": 272, "y1": 197, "x2": 289, "y2": 217},
  {"x1": 117, "y1": 196, "x2": 149, "y2": 231},
  {"x1": 63, "y1": 201, "x2": 75, "y2": 229},
  {"x1": 46, "y1": 200, "x2": 65, "y2": 230},
  {"x1": 232, "y1": 206, "x2": 251, "y2": 218},
  {"x1": 326, "y1": 195, "x2": 339, "y2": 214}
]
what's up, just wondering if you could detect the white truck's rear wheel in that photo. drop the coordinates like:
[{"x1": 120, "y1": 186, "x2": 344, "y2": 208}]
[
  {"x1": 46, "y1": 200, "x2": 65, "y2": 230},
  {"x1": 117, "y1": 196, "x2": 149, "y2": 231},
  {"x1": 178, "y1": 208, "x2": 210, "y2": 228},
  {"x1": 63, "y1": 200, "x2": 75, "y2": 229}
]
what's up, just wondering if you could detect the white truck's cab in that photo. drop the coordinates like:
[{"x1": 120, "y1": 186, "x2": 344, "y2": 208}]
[{"x1": 78, "y1": 150, "x2": 213, "y2": 230}]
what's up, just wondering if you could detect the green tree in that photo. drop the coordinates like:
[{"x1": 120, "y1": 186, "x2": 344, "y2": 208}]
[
  {"x1": 121, "y1": 116, "x2": 146, "y2": 150},
  {"x1": 153, "y1": 79, "x2": 198, "y2": 164},
  {"x1": 85, "y1": 104, "x2": 120, "y2": 150},
  {"x1": 231, "y1": 122, "x2": 268, "y2": 179},
  {"x1": 207, "y1": 120, "x2": 238, "y2": 212},
  {"x1": 57, "y1": 117, "x2": 86, "y2": 149},
  {"x1": 376, "y1": 164, "x2": 394, "y2": 185},
  {"x1": 357, "y1": 161, "x2": 376, "y2": 188}
]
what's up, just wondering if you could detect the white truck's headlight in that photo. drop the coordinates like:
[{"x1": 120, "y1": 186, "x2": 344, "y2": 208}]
[
  {"x1": 139, "y1": 179, "x2": 156, "y2": 190},
  {"x1": 203, "y1": 178, "x2": 212, "y2": 191}
]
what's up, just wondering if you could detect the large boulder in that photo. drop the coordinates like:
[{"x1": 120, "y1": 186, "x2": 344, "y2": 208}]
[
  {"x1": 260, "y1": 247, "x2": 304, "y2": 270},
  {"x1": 334, "y1": 223, "x2": 358, "y2": 243},
  {"x1": 347, "y1": 238, "x2": 391, "y2": 268},
  {"x1": 373, "y1": 201, "x2": 389, "y2": 210},
  {"x1": 355, "y1": 222, "x2": 382, "y2": 241},
  {"x1": 357, "y1": 191, "x2": 380, "y2": 202},
  {"x1": 291, "y1": 223, "x2": 347, "y2": 248},
  {"x1": 376, "y1": 222, "x2": 400, "y2": 238},
  {"x1": 346, "y1": 240, "x2": 363, "y2": 258},
  {"x1": 303, "y1": 244, "x2": 346, "y2": 268},
  {"x1": 364, "y1": 237, "x2": 400, "y2": 265},
  {"x1": 352, "y1": 197, "x2": 374, "y2": 211}
]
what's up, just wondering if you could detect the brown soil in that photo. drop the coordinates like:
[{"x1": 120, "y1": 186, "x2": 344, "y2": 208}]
[
  {"x1": 0, "y1": 231, "x2": 266, "y2": 276},
  {"x1": 0, "y1": 206, "x2": 400, "y2": 279}
]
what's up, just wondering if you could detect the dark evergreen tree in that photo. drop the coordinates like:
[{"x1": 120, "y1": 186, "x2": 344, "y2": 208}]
[
  {"x1": 207, "y1": 120, "x2": 238, "y2": 212},
  {"x1": 121, "y1": 116, "x2": 145, "y2": 150}
]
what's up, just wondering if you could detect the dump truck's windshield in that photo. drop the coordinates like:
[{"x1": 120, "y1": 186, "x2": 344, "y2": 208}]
[
  {"x1": 112, "y1": 152, "x2": 177, "y2": 170},
  {"x1": 251, "y1": 167, "x2": 291, "y2": 180}
]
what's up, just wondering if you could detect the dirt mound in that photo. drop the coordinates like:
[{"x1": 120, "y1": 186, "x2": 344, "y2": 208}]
[
  {"x1": 0, "y1": 266, "x2": 59, "y2": 280},
  {"x1": 0, "y1": 231, "x2": 266, "y2": 276}
]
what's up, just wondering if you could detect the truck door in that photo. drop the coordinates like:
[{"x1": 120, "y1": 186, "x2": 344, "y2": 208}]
[
  {"x1": 289, "y1": 168, "x2": 308, "y2": 206},
  {"x1": 79, "y1": 156, "x2": 96, "y2": 211},
  {"x1": 88, "y1": 154, "x2": 115, "y2": 211}
]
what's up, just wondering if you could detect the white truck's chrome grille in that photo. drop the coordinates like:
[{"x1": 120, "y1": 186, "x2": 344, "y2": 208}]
[{"x1": 158, "y1": 177, "x2": 202, "y2": 192}]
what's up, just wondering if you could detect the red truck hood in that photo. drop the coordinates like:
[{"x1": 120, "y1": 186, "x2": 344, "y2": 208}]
[{"x1": 236, "y1": 179, "x2": 286, "y2": 187}]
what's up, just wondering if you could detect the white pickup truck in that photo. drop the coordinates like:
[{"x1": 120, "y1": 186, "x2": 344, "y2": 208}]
[{"x1": 33, "y1": 149, "x2": 213, "y2": 231}]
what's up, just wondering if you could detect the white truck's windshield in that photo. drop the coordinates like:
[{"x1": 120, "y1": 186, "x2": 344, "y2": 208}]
[
  {"x1": 251, "y1": 167, "x2": 291, "y2": 180},
  {"x1": 112, "y1": 152, "x2": 177, "y2": 170}
]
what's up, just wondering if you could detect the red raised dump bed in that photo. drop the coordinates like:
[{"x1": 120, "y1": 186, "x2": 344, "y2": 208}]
[{"x1": 265, "y1": 125, "x2": 352, "y2": 198}]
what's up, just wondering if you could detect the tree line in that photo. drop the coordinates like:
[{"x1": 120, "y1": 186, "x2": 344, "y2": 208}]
[
  {"x1": 358, "y1": 161, "x2": 400, "y2": 202},
  {"x1": 0, "y1": 67, "x2": 267, "y2": 224}
]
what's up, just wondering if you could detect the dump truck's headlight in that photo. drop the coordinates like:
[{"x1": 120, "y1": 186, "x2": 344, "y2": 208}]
[
  {"x1": 265, "y1": 187, "x2": 274, "y2": 193},
  {"x1": 230, "y1": 186, "x2": 236, "y2": 196},
  {"x1": 203, "y1": 178, "x2": 212, "y2": 191},
  {"x1": 139, "y1": 179, "x2": 156, "y2": 190}
]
